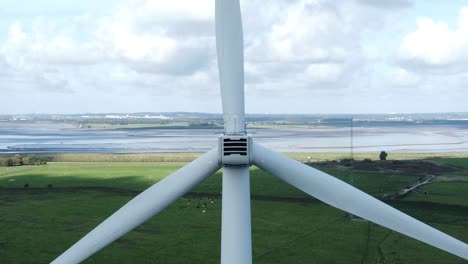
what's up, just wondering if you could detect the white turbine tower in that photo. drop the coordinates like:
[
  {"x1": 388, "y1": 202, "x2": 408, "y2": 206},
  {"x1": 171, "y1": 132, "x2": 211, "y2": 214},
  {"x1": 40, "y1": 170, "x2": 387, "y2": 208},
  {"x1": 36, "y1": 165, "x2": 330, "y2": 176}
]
[{"x1": 52, "y1": 1, "x2": 468, "y2": 263}]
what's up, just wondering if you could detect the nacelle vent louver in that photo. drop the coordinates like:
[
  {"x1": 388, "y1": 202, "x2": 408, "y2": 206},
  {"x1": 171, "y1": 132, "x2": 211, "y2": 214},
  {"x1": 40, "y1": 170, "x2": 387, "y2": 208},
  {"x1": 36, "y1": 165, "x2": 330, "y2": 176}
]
[{"x1": 219, "y1": 136, "x2": 251, "y2": 166}]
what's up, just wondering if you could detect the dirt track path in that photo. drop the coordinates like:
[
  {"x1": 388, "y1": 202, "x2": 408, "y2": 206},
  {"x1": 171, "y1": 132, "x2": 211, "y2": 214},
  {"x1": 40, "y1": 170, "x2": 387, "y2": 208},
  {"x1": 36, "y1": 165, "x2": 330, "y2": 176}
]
[{"x1": 389, "y1": 175, "x2": 435, "y2": 200}]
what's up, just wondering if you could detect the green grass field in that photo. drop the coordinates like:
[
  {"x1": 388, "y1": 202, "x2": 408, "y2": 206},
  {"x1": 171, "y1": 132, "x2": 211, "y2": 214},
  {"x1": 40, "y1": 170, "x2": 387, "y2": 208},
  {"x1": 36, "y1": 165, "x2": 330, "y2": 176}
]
[{"x1": 1, "y1": 155, "x2": 467, "y2": 264}]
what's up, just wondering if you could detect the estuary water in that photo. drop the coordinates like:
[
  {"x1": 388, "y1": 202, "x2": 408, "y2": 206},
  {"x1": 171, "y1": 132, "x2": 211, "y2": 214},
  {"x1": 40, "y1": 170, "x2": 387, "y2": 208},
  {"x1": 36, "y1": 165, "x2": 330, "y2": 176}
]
[{"x1": 1, "y1": 122, "x2": 468, "y2": 153}]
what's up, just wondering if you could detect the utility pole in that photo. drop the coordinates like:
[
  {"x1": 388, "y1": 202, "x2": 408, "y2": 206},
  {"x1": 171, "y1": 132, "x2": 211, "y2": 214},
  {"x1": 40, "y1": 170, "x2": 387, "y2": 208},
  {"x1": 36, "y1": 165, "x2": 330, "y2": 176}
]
[
  {"x1": 348, "y1": 117, "x2": 354, "y2": 185},
  {"x1": 348, "y1": 117, "x2": 356, "y2": 219}
]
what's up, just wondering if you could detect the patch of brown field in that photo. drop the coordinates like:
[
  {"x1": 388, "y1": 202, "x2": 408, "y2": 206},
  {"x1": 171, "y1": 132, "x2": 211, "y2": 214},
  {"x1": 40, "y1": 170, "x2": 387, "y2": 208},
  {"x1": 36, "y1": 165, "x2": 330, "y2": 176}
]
[{"x1": 312, "y1": 159, "x2": 460, "y2": 175}]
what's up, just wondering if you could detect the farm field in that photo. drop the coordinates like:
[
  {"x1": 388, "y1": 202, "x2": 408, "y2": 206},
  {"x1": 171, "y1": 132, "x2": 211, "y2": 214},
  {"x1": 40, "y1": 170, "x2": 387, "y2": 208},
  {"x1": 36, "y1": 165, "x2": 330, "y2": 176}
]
[{"x1": 0, "y1": 153, "x2": 467, "y2": 264}]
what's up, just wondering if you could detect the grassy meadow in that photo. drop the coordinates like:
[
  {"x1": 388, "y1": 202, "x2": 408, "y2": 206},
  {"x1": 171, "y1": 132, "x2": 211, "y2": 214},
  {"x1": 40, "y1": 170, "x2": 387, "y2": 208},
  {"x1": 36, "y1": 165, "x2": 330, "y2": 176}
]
[{"x1": 0, "y1": 153, "x2": 467, "y2": 263}]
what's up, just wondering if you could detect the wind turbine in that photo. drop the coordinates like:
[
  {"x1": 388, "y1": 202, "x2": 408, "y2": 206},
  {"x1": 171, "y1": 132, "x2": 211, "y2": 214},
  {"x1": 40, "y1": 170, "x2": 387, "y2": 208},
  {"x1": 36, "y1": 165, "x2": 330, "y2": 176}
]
[{"x1": 52, "y1": 1, "x2": 468, "y2": 263}]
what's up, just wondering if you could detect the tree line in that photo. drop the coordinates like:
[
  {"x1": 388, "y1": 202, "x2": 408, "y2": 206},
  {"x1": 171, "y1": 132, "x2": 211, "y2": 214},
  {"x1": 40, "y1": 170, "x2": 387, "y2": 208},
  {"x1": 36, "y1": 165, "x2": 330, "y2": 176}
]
[{"x1": 2, "y1": 154, "x2": 47, "y2": 167}]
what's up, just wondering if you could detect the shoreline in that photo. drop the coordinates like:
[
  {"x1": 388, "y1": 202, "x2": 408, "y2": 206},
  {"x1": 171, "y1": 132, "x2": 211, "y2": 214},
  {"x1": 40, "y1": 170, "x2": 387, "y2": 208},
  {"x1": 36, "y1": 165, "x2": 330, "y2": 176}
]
[{"x1": 2, "y1": 151, "x2": 468, "y2": 163}]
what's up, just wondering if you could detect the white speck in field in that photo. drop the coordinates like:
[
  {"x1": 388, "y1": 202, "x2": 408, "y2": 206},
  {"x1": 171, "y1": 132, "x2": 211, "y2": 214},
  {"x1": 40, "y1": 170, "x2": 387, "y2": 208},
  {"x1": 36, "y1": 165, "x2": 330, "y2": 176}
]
[
  {"x1": 202, "y1": 210, "x2": 206, "y2": 213},
  {"x1": 8, "y1": 179, "x2": 15, "y2": 182}
]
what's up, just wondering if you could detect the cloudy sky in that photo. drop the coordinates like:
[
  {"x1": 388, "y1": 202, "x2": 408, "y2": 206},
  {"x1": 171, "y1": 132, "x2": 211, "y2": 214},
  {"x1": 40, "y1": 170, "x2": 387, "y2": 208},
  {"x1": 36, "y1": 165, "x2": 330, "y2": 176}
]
[{"x1": 1, "y1": 0, "x2": 468, "y2": 114}]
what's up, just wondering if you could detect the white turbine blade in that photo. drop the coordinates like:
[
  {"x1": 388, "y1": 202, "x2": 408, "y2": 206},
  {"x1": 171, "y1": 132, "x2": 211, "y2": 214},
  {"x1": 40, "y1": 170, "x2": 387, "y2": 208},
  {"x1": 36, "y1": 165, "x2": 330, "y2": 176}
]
[
  {"x1": 221, "y1": 167, "x2": 252, "y2": 264},
  {"x1": 216, "y1": 0, "x2": 245, "y2": 134},
  {"x1": 51, "y1": 148, "x2": 221, "y2": 264},
  {"x1": 251, "y1": 142, "x2": 468, "y2": 260}
]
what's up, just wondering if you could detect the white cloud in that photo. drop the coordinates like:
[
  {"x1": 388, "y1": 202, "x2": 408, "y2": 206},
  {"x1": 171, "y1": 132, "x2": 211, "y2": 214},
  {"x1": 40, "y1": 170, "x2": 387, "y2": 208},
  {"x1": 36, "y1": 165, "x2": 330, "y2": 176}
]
[
  {"x1": 304, "y1": 63, "x2": 344, "y2": 83},
  {"x1": 0, "y1": 0, "x2": 409, "y2": 88},
  {"x1": 9, "y1": 0, "x2": 464, "y2": 114},
  {"x1": 3, "y1": 20, "x2": 106, "y2": 67},
  {"x1": 94, "y1": 0, "x2": 215, "y2": 75},
  {"x1": 241, "y1": 0, "x2": 414, "y2": 95},
  {"x1": 0, "y1": 0, "x2": 219, "y2": 96},
  {"x1": 398, "y1": 7, "x2": 468, "y2": 74},
  {"x1": 355, "y1": 0, "x2": 412, "y2": 9},
  {"x1": 387, "y1": 67, "x2": 421, "y2": 87}
]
